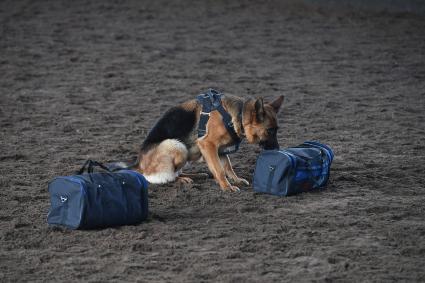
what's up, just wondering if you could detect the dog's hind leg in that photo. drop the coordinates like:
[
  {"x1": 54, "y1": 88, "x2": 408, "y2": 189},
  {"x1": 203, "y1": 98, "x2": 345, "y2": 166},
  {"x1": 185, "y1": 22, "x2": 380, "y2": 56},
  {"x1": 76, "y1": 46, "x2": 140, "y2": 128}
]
[{"x1": 140, "y1": 139, "x2": 189, "y2": 184}]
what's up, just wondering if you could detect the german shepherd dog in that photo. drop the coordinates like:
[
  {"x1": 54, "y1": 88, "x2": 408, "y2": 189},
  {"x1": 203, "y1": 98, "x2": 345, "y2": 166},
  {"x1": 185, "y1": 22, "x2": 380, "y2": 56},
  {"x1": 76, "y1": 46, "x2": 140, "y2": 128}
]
[{"x1": 133, "y1": 93, "x2": 284, "y2": 192}]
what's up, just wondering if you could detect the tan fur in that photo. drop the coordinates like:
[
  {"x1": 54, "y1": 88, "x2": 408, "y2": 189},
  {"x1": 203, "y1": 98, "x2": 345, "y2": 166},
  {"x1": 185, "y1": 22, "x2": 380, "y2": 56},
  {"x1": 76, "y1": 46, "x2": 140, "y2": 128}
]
[{"x1": 138, "y1": 139, "x2": 188, "y2": 184}]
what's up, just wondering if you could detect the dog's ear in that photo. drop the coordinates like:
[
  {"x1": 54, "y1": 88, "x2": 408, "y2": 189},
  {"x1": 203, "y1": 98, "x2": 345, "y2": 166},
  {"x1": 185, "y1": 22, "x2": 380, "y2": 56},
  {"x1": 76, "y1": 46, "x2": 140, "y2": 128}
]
[
  {"x1": 270, "y1": 95, "x2": 284, "y2": 113},
  {"x1": 254, "y1": 97, "x2": 265, "y2": 122}
]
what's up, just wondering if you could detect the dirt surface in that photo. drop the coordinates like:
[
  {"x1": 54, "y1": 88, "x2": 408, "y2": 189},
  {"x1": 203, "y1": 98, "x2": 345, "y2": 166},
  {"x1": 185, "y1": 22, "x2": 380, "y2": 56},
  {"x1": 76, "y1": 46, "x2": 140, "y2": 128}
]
[{"x1": 1, "y1": 0, "x2": 425, "y2": 282}]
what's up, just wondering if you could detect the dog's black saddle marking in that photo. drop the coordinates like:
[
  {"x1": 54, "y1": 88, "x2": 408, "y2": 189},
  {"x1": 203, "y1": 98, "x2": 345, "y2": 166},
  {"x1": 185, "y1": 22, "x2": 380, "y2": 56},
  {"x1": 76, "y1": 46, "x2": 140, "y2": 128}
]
[
  {"x1": 141, "y1": 106, "x2": 196, "y2": 152},
  {"x1": 197, "y1": 89, "x2": 241, "y2": 155}
]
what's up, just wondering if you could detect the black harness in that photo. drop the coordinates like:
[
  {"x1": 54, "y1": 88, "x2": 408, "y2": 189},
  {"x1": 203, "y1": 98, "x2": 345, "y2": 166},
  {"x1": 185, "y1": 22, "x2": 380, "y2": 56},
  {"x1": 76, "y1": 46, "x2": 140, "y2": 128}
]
[{"x1": 197, "y1": 89, "x2": 242, "y2": 155}]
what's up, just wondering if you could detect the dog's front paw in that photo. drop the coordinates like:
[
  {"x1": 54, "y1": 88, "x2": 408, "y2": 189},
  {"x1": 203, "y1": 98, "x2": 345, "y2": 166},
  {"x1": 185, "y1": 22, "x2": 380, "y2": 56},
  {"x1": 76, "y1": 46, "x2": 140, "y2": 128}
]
[
  {"x1": 235, "y1": 178, "x2": 249, "y2": 186},
  {"x1": 222, "y1": 185, "x2": 241, "y2": 193}
]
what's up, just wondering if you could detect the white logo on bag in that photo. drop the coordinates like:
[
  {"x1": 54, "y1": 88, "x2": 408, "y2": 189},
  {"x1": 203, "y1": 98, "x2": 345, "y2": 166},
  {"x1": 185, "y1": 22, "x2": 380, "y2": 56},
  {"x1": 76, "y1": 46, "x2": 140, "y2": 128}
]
[{"x1": 60, "y1": 196, "x2": 68, "y2": 203}]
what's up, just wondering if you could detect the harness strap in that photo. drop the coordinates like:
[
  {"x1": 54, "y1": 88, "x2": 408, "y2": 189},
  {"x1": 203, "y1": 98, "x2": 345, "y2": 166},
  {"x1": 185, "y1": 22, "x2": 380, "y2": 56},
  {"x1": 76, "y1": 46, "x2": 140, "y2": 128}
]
[
  {"x1": 197, "y1": 89, "x2": 242, "y2": 154},
  {"x1": 215, "y1": 103, "x2": 241, "y2": 143}
]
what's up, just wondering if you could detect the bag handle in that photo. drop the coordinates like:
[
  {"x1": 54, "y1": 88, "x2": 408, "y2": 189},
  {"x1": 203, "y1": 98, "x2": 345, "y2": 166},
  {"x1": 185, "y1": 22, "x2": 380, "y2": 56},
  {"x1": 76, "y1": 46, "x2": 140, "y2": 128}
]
[
  {"x1": 87, "y1": 160, "x2": 112, "y2": 174},
  {"x1": 76, "y1": 160, "x2": 116, "y2": 180},
  {"x1": 76, "y1": 159, "x2": 93, "y2": 175}
]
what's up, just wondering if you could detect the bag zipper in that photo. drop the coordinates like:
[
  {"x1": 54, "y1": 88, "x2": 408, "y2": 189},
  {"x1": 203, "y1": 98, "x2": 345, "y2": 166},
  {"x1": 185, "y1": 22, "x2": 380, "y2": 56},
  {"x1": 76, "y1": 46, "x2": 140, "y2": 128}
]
[{"x1": 266, "y1": 165, "x2": 276, "y2": 193}]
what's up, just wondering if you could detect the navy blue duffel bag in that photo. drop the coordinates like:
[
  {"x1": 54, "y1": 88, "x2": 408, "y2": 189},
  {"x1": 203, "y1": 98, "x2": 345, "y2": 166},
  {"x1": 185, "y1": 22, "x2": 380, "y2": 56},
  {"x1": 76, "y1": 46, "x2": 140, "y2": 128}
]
[
  {"x1": 253, "y1": 141, "x2": 334, "y2": 196},
  {"x1": 47, "y1": 160, "x2": 149, "y2": 229}
]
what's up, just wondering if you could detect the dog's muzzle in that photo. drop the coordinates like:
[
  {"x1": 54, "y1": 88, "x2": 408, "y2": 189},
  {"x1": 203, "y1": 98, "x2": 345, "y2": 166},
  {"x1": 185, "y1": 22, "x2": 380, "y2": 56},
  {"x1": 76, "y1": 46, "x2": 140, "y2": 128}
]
[{"x1": 259, "y1": 127, "x2": 279, "y2": 150}]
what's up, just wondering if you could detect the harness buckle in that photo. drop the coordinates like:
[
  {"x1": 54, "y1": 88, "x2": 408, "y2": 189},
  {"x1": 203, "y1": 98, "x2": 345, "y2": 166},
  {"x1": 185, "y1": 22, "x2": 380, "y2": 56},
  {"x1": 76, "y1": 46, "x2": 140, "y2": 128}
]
[{"x1": 200, "y1": 111, "x2": 210, "y2": 116}]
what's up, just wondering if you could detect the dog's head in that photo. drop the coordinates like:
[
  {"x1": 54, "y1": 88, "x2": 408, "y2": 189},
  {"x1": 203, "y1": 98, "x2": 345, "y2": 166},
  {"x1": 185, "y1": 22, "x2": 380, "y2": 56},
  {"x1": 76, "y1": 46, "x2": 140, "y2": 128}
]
[{"x1": 243, "y1": 96, "x2": 284, "y2": 150}]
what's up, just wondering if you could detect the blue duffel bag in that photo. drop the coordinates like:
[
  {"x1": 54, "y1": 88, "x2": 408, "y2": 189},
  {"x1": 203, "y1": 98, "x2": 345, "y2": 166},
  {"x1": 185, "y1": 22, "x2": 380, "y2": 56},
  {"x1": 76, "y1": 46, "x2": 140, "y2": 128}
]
[
  {"x1": 253, "y1": 141, "x2": 334, "y2": 196},
  {"x1": 47, "y1": 160, "x2": 149, "y2": 229}
]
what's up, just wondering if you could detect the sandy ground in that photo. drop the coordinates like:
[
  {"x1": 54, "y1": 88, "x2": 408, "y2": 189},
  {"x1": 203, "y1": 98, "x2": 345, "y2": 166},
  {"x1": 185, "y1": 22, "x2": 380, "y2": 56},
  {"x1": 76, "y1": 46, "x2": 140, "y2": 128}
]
[{"x1": 1, "y1": 0, "x2": 425, "y2": 282}]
